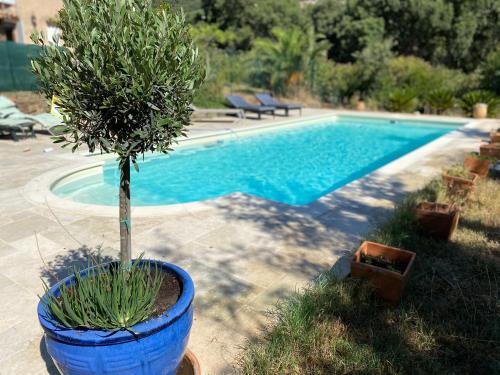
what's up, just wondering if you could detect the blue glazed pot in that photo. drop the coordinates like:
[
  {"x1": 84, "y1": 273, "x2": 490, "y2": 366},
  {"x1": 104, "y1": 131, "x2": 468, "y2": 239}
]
[{"x1": 37, "y1": 260, "x2": 194, "y2": 375}]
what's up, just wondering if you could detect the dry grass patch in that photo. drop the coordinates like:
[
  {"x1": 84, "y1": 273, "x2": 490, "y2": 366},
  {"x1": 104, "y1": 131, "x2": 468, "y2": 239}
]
[{"x1": 240, "y1": 177, "x2": 499, "y2": 374}]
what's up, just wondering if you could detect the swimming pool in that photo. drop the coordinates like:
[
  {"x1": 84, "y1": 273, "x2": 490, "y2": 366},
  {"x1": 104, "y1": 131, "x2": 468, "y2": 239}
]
[{"x1": 52, "y1": 115, "x2": 463, "y2": 206}]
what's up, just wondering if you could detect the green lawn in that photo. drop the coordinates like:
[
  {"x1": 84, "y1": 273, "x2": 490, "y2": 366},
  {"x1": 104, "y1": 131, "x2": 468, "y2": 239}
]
[{"x1": 240, "y1": 177, "x2": 500, "y2": 374}]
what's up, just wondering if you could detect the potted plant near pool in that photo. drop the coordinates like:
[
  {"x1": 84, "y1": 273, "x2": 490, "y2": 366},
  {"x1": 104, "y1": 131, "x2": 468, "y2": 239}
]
[
  {"x1": 463, "y1": 152, "x2": 491, "y2": 178},
  {"x1": 415, "y1": 202, "x2": 460, "y2": 241},
  {"x1": 442, "y1": 165, "x2": 478, "y2": 201},
  {"x1": 32, "y1": 1, "x2": 203, "y2": 374},
  {"x1": 351, "y1": 241, "x2": 416, "y2": 303}
]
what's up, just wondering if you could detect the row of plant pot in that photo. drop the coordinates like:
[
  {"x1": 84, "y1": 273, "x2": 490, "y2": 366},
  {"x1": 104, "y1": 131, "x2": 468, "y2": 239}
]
[{"x1": 350, "y1": 141, "x2": 499, "y2": 304}]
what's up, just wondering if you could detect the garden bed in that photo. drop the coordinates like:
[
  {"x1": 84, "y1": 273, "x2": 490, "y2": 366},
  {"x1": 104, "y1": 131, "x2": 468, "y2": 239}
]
[{"x1": 240, "y1": 177, "x2": 499, "y2": 374}]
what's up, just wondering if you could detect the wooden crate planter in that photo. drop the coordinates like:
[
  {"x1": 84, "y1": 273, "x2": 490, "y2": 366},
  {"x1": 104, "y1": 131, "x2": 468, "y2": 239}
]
[
  {"x1": 480, "y1": 143, "x2": 500, "y2": 159},
  {"x1": 463, "y1": 154, "x2": 491, "y2": 177},
  {"x1": 351, "y1": 241, "x2": 416, "y2": 303},
  {"x1": 415, "y1": 202, "x2": 460, "y2": 241},
  {"x1": 442, "y1": 172, "x2": 478, "y2": 198},
  {"x1": 490, "y1": 131, "x2": 500, "y2": 143}
]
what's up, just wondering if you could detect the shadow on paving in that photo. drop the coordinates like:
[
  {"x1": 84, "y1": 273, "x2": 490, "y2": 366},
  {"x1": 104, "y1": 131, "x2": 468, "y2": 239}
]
[
  {"x1": 39, "y1": 337, "x2": 60, "y2": 375},
  {"x1": 40, "y1": 245, "x2": 116, "y2": 286}
]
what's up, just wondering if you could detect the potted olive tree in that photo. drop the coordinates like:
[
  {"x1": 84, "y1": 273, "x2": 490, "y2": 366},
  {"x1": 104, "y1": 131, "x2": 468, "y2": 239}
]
[{"x1": 32, "y1": 1, "x2": 203, "y2": 374}]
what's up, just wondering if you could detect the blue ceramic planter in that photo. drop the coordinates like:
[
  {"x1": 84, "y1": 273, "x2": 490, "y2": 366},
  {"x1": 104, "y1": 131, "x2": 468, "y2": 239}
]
[{"x1": 37, "y1": 260, "x2": 194, "y2": 375}]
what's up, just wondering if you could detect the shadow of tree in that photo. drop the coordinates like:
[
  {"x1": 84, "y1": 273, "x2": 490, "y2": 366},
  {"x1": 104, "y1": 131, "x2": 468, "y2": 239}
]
[{"x1": 40, "y1": 245, "x2": 116, "y2": 286}]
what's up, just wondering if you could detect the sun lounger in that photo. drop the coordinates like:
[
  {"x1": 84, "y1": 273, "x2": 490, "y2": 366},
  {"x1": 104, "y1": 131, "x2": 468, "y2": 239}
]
[
  {"x1": 255, "y1": 93, "x2": 302, "y2": 116},
  {"x1": 0, "y1": 96, "x2": 16, "y2": 111},
  {"x1": 191, "y1": 105, "x2": 245, "y2": 121},
  {"x1": 0, "y1": 106, "x2": 63, "y2": 135},
  {"x1": 0, "y1": 118, "x2": 35, "y2": 141},
  {"x1": 225, "y1": 95, "x2": 275, "y2": 120}
]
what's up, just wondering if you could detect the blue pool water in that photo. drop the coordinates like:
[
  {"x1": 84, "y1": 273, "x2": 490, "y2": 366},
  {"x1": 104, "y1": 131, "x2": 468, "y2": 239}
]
[{"x1": 53, "y1": 116, "x2": 462, "y2": 206}]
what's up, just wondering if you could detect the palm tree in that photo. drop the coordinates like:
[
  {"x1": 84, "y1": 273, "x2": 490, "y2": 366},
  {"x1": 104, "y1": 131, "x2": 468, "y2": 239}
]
[{"x1": 254, "y1": 27, "x2": 328, "y2": 95}]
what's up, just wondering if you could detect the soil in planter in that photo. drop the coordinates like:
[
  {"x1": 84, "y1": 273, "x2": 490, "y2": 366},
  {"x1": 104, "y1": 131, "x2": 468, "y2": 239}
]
[
  {"x1": 152, "y1": 272, "x2": 182, "y2": 317},
  {"x1": 360, "y1": 253, "x2": 406, "y2": 274}
]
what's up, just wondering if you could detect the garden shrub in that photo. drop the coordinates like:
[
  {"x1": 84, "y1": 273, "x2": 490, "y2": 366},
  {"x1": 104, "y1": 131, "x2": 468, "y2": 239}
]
[
  {"x1": 479, "y1": 49, "x2": 500, "y2": 96},
  {"x1": 373, "y1": 57, "x2": 469, "y2": 105},
  {"x1": 385, "y1": 88, "x2": 418, "y2": 113},
  {"x1": 426, "y1": 89, "x2": 455, "y2": 114}
]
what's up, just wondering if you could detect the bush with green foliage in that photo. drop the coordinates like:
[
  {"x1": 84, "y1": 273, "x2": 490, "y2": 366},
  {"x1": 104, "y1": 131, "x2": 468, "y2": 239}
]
[
  {"x1": 32, "y1": 0, "x2": 203, "y2": 263},
  {"x1": 374, "y1": 57, "x2": 469, "y2": 103},
  {"x1": 42, "y1": 255, "x2": 163, "y2": 330},
  {"x1": 459, "y1": 90, "x2": 500, "y2": 117},
  {"x1": 479, "y1": 49, "x2": 500, "y2": 96},
  {"x1": 312, "y1": 0, "x2": 500, "y2": 72},
  {"x1": 426, "y1": 89, "x2": 455, "y2": 114},
  {"x1": 385, "y1": 88, "x2": 419, "y2": 113}
]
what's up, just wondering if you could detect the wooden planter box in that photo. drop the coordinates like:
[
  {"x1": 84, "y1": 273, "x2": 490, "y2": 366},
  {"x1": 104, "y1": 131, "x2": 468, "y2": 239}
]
[
  {"x1": 351, "y1": 241, "x2": 416, "y2": 303},
  {"x1": 415, "y1": 202, "x2": 459, "y2": 241},
  {"x1": 463, "y1": 155, "x2": 491, "y2": 177},
  {"x1": 480, "y1": 143, "x2": 500, "y2": 159},
  {"x1": 490, "y1": 132, "x2": 500, "y2": 143},
  {"x1": 442, "y1": 172, "x2": 478, "y2": 195}
]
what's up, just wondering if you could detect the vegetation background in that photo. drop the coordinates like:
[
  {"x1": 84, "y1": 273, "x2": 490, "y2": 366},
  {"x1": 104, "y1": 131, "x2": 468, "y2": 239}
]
[{"x1": 158, "y1": 0, "x2": 500, "y2": 116}]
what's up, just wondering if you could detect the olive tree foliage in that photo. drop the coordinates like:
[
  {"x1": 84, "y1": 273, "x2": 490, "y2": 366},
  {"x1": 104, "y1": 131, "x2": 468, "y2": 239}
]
[
  {"x1": 32, "y1": 0, "x2": 204, "y2": 166},
  {"x1": 31, "y1": 0, "x2": 204, "y2": 262}
]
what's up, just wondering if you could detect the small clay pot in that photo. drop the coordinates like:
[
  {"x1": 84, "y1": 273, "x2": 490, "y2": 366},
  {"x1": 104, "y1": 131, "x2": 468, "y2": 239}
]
[
  {"x1": 177, "y1": 349, "x2": 201, "y2": 375},
  {"x1": 480, "y1": 143, "x2": 500, "y2": 159},
  {"x1": 473, "y1": 103, "x2": 488, "y2": 119},
  {"x1": 463, "y1": 155, "x2": 491, "y2": 177},
  {"x1": 351, "y1": 241, "x2": 416, "y2": 303},
  {"x1": 415, "y1": 202, "x2": 460, "y2": 241}
]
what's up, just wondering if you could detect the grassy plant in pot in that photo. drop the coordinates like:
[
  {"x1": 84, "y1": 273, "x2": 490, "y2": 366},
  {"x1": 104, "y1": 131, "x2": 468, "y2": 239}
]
[
  {"x1": 480, "y1": 142, "x2": 500, "y2": 159},
  {"x1": 351, "y1": 241, "x2": 416, "y2": 303},
  {"x1": 463, "y1": 152, "x2": 491, "y2": 177},
  {"x1": 442, "y1": 165, "x2": 478, "y2": 203},
  {"x1": 32, "y1": 0, "x2": 203, "y2": 374}
]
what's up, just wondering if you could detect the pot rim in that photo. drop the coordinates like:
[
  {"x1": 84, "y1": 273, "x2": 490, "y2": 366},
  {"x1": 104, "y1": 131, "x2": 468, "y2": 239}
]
[{"x1": 37, "y1": 260, "x2": 194, "y2": 346}]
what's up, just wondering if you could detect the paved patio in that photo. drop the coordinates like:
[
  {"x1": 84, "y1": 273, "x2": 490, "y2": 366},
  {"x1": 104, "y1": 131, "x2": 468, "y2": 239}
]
[{"x1": 0, "y1": 109, "x2": 497, "y2": 374}]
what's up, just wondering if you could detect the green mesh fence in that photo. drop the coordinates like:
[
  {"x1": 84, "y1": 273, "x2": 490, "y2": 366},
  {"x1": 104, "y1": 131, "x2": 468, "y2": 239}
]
[{"x1": 0, "y1": 42, "x2": 42, "y2": 92}]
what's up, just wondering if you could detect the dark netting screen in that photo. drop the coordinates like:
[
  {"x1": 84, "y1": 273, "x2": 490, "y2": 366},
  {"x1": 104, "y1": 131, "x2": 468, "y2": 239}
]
[{"x1": 0, "y1": 42, "x2": 41, "y2": 91}]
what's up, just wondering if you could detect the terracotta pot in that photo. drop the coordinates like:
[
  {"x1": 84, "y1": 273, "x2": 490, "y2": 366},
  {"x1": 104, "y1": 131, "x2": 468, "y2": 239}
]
[
  {"x1": 480, "y1": 143, "x2": 500, "y2": 159},
  {"x1": 490, "y1": 131, "x2": 500, "y2": 143},
  {"x1": 356, "y1": 100, "x2": 366, "y2": 111},
  {"x1": 463, "y1": 155, "x2": 491, "y2": 177},
  {"x1": 351, "y1": 241, "x2": 416, "y2": 303},
  {"x1": 177, "y1": 349, "x2": 201, "y2": 375},
  {"x1": 442, "y1": 172, "x2": 478, "y2": 194},
  {"x1": 473, "y1": 103, "x2": 488, "y2": 119},
  {"x1": 415, "y1": 202, "x2": 460, "y2": 241}
]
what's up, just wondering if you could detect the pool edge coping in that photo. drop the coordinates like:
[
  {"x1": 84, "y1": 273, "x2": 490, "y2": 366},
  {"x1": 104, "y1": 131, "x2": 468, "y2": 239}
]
[{"x1": 22, "y1": 111, "x2": 497, "y2": 218}]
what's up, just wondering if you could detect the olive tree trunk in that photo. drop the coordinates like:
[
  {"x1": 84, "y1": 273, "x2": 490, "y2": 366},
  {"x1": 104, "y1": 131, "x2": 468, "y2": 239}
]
[{"x1": 119, "y1": 156, "x2": 132, "y2": 263}]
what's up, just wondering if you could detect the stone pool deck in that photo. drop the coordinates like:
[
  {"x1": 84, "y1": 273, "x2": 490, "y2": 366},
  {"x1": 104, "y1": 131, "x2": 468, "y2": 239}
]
[{"x1": 0, "y1": 109, "x2": 497, "y2": 374}]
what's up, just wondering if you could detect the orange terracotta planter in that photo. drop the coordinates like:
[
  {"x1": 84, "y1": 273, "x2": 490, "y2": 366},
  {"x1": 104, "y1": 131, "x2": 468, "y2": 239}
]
[
  {"x1": 356, "y1": 100, "x2": 366, "y2": 111},
  {"x1": 480, "y1": 143, "x2": 500, "y2": 159},
  {"x1": 178, "y1": 349, "x2": 201, "y2": 375},
  {"x1": 415, "y1": 202, "x2": 459, "y2": 241},
  {"x1": 463, "y1": 155, "x2": 491, "y2": 177},
  {"x1": 442, "y1": 172, "x2": 478, "y2": 194},
  {"x1": 490, "y1": 132, "x2": 500, "y2": 143},
  {"x1": 351, "y1": 241, "x2": 416, "y2": 303}
]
